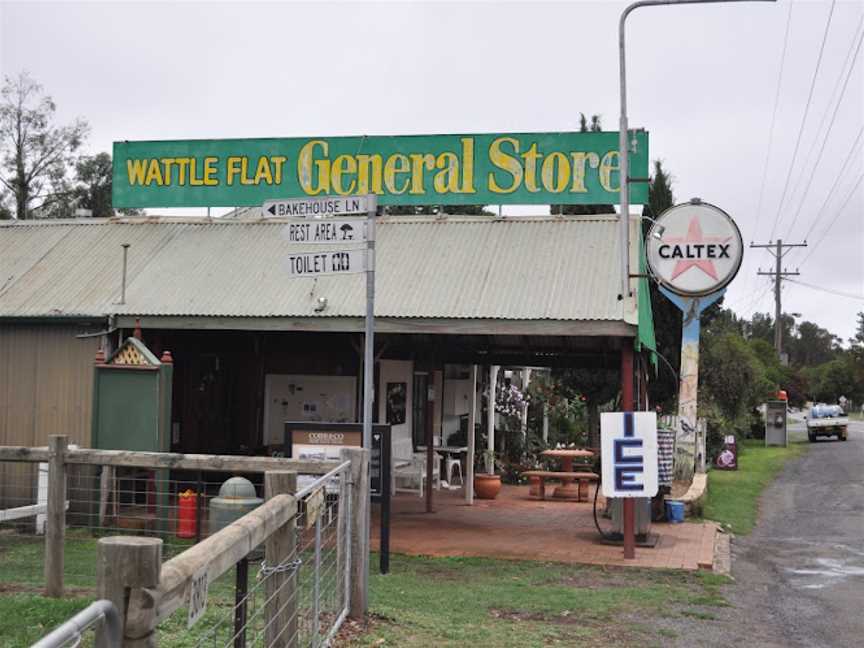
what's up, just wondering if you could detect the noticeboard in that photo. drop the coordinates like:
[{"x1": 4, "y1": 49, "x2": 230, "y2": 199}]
[{"x1": 283, "y1": 421, "x2": 391, "y2": 573}]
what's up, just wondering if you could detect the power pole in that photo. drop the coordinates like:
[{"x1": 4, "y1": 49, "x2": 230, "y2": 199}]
[{"x1": 751, "y1": 239, "x2": 807, "y2": 362}]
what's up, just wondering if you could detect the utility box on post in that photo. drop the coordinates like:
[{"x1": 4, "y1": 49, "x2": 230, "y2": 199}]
[{"x1": 765, "y1": 400, "x2": 787, "y2": 447}]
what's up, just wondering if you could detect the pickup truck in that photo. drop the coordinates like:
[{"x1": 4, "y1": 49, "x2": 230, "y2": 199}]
[{"x1": 806, "y1": 404, "x2": 848, "y2": 442}]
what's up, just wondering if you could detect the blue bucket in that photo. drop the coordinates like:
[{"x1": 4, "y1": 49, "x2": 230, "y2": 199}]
[{"x1": 666, "y1": 500, "x2": 685, "y2": 523}]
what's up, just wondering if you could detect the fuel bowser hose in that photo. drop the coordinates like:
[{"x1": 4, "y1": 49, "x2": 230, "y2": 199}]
[{"x1": 592, "y1": 478, "x2": 616, "y2": 541}]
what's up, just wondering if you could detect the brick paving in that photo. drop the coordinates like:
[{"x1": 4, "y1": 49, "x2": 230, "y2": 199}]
[{"x1": 372, "y1": 484, "x2": 718, "y2": 571}]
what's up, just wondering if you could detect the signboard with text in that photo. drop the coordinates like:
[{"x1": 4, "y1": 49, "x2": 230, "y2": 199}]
[
  {"x1": 646, "y1": 200, "x2": 743, "y2": 297},
  {"x1": 601, "y1": 412, "x2": 658, "y2": 499},
  {"x1": 285, "y1": 249, "x2": 366, "y2": 277},
  {"x1": 113, "y1": 131, "x2": 649, "y2": 207},
  {"x1": 281, "y1": 219, "x2": 368, "y2": 244}
]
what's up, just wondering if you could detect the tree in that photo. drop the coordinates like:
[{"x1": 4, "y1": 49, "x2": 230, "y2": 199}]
[
  {"x1": 71, "y1": 152, "x2": 113, "y2": 217},
  {"x1": 65, "y1": 152, "x2": 144, "y2": 218},
  {"x1": 0, "y1": 72, "x2": 89, "y2": 219},
  {"x1": 641, "y1": 160, "x2": 682, "y2": 411}
]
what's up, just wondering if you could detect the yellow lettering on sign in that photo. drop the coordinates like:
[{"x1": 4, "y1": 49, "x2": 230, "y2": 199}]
[
  {"x1": 144, "y1": 159, "x2": 163, "y2": 186},
  {"x1": 271, "y1": 156, "x2": 287, "y2": 184},
  {"x1": 541, "y1": 152, "x2": 569, "y2": 193},
  {"x1": 488, "y1": 137, "x2": 522, "y2": 194},
  {"x1": 409, "y1": 153, "x2": 435, "y2": 195},
  {"x1": 331, "y1": 154, "x2": 357, "y2": 195},
  {"x1": 599, "y1": 151, "x2": 620, "y2": 192},
  {"x1": 127, "y1": 159, "x2": 148, "y2": 185},
  {"x1": 189, "y1": 158, "x2": 205, "y2": 186},
  {"x1": 569, "y1": 152, "x2": 600, "y2": 193},
  {"x1": 253, "y1": 156, "x2": 273, "y2": 185},
  {"x1": 521, "y1": 143, "x2": 542, "y2": 193},
  {"x1": 204, "y1": 157, "x2": 219, "y2": 186},
  {"x1": 175, "y1": 158, "x2": 189, "y2": 185},
  {"x1": 162, "y1": 158, "x2": 176, "y2": 184},
  {"x1": 298, "y1": 140, "x2": 330, "y2": 195},
  {"x1": 226, "y1": 157, "x2": 243, "y2": 185},
  {"x1": 459, "y1": 138, "x2": 476, "y2": 194},
  {"x1": 433, "y1": 152, "x2": 459, "y2": 194},
  {"x1": 356, "y1": 154, "x2": 383, "y2": 194},
  {"x1": 384, "y1": 154, "x2": 410, "y2": 194}
]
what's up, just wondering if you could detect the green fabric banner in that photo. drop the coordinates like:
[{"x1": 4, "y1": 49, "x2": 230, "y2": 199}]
[{"x1": 113, "y1": 131, "x2": 649, "y2": 208}]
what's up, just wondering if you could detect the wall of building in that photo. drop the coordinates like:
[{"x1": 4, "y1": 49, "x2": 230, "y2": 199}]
[{"x1": 0, "y1": 322, "x2": 100, "y2": 506}]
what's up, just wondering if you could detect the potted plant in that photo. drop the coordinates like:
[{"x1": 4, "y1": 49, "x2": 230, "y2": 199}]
[{"x1": 474, "y1": 449, "x2": 501, "y2": 499}]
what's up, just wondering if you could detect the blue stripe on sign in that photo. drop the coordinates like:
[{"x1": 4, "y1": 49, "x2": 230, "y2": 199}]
[{"x1": 624, "y1": 412, "x2": 634, "y2": 438}]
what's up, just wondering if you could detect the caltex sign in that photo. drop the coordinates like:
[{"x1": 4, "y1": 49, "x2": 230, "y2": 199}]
[{"x1": 646, "y1": 200, "x2": 743, "y2": 297}]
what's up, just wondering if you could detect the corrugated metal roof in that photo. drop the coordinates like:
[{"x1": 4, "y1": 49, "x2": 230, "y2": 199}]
[{"x1": 0, "y1": 215, "x2": 637, "y2": 323}]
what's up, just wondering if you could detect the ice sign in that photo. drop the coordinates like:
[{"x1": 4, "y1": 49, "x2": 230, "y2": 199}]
[{"x1": 600, "y1": 412, "x2": 658, "y2": 498}]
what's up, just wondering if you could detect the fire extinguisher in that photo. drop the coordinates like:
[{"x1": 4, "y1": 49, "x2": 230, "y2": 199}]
[{"x1": 177, "y1": 489, "x2": 197, "y2": 539}]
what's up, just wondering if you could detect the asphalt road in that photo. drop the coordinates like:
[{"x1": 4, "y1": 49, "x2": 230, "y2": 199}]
[{"x1": 722, "y1": 419, "x2": 864, "y2": 647}]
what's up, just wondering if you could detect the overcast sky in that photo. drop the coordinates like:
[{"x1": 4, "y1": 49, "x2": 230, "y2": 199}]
[{"x1": 1, "y1": 0, "x2": 862, "y2": 342}]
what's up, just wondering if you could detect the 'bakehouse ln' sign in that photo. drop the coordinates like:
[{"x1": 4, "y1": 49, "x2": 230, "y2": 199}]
[{"x1": 600, "y1": 412, "x2": 658, "y2": 498}]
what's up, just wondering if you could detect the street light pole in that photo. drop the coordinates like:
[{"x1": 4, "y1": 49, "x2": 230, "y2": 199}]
[
  {"x1": 616, "y1": 0, "x2": 776, "y2": 560},
  {"x1": 618, "y1": 0, "x2": 776, "y2": 299}
]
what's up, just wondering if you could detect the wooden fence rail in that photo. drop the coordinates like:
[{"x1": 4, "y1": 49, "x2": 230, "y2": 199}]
[{"x1": 0, "y1": 435, "x2": 343, "y2": 599}]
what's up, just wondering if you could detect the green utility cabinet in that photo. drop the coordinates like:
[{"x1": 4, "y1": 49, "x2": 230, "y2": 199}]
[
  {"x1": 92, "y1": 337, "x2": 173, "y2": 452},
  {"x1": 90, "y1": 336, "x2": 173, "y2": 534}
]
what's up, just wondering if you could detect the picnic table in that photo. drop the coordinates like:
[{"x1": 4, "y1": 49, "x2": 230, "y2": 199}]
[{"x1": 539, "y1": 448, "x2": 595, "y2": 500}]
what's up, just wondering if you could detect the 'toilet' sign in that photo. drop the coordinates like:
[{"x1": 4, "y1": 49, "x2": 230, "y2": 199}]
[
  {"x1": 601, "y1": 412, "x2": 658, "y2": 499},
  {"x1": 646, "y1": 200, "x2": 744, "y2": 297}
]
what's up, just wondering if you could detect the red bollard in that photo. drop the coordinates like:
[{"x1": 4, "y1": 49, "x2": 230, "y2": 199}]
[{"x1": 177, "y1": 490, "x2": 197, "y2": 539}]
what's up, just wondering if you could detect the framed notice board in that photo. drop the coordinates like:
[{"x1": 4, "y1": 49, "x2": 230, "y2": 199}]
[{"x1": 283, "y1": 421, "x2": 392, "y2": 573}]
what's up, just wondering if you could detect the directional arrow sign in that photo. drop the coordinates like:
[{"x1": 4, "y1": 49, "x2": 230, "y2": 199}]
[
  {"x1": 264, "y1": 195, "x2": 373, "y2": 219},
  {"x1": 285, "y1": 249, "x2": 366, "y2": 277},
  {"x1": 281, "y1": 218, "x2": 368, "y2": 244}
]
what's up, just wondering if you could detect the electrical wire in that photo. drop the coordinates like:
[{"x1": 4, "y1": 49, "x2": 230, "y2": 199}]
[
  {"x1": 786, "y1": 277, "x2": 864, "y2": 301},
  {"x1": 783, "y1": 21, "x2": 864, "y2": 238},
  {"x1": 768, "y1": 0, "x2": 838, "y2": 241},
  {"x1": 752, "y1": 0, "x2": 795, "y2": 243},
  {"x1": 799, "y1": 171, "x2": 864, "y2": 265},
  {"x1": 792, "y1": 126, "x2": 863, "y2": 244}
]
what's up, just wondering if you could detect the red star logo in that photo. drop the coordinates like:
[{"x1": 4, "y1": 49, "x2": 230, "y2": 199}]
[{"x1": 663, "y1": 217, "x2": 732, "y2": 280}]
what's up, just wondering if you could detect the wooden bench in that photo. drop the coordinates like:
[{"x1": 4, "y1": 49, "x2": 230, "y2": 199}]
[{"x1": 522, "y1": 470, "x2": 599, "y2": 502}]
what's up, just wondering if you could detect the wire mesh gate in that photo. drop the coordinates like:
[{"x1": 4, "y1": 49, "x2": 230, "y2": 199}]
[{"x1": 186, "y1": 461, "x2": 352, "y2": 648}]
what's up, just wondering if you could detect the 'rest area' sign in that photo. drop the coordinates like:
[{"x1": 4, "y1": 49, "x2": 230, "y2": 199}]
[
  {"x1": 646, "y1": 200, "x2": 743, "y2": 297},
  {"x1": 112, "y1": 131, "x2": 649, "y2": 208},
  {"x1": 601, "y1": 412, "x2": 658, "y2": 498}
]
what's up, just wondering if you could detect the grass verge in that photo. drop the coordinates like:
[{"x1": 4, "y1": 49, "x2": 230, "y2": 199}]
[
  {"x1": 343, "y1": 554, "x2": 731, "y2": 648},
  {"x1": 702, "y1": 439, "x2": 805, "y2": 535}
]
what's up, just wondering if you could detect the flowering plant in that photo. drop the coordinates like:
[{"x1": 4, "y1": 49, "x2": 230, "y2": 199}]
[{"x1": 495, "y1": 381, "x2": 528, "y2": 417}]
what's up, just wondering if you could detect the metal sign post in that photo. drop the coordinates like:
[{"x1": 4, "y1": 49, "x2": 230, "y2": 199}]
[
  {"x1": 361, "y1": 195, "x2": 377, "y2": 598},
  {"x1": 267, "y1": 193, "x2": 377, "y2": 592}
]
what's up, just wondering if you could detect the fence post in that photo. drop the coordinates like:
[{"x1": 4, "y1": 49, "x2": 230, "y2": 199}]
[
  {"x1": 45, "y1": 434, "x2": 68, "y2": 598},
  {"x1": 264, "y1": 470, "x2": 298, "y2": 648},
  {"x1": 343, "y1": 447, "x2": 369, "y2": 618},
  {"x1": 96, "y1": 536, "x2": 162, "y2": 648}
]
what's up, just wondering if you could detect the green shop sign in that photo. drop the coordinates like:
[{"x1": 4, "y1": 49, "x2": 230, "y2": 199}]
[{"x1": 113, "y1": 131, "x2": 649, "y2": 208}]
